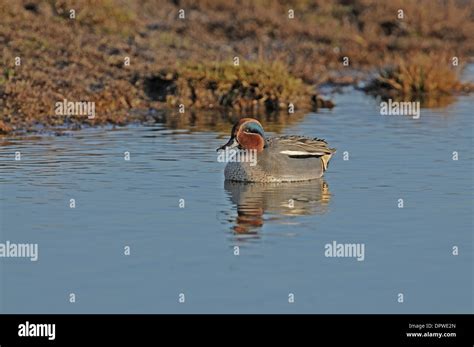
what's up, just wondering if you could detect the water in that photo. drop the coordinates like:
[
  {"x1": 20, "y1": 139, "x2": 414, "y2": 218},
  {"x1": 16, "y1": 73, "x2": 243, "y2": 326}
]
[{"x1": 0, "y1": 89, "x2": 472, "y2": 313}]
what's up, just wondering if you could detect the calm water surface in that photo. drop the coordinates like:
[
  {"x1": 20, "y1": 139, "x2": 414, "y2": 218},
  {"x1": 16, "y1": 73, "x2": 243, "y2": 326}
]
[{"x1": 0, "y1": 88, "x2": 472, "y2": 313}]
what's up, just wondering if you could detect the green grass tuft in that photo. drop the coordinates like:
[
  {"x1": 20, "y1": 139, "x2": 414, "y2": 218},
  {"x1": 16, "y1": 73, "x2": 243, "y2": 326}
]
[{"x1": 170, "y1": 60, "x2": 316, "y2": 112}]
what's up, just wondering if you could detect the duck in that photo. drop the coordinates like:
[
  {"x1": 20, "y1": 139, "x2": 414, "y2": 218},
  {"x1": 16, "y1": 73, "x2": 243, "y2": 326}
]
[{"x1": 217, "y1": 118, "x2": 336, "y2": 182}]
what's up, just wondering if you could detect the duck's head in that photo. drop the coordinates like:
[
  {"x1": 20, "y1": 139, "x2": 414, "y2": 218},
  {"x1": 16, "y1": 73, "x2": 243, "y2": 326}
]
[{"x1": 217, "y1": 118, "x2": 267, "y2": 153}]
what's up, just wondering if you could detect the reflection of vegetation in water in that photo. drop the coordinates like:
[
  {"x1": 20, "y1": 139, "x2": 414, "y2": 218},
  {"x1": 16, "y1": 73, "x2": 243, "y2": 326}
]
[
  {"x1": 149, "y1": 109, "x2": 310, "y2": 135},
  {"x1": 224, "y1": 179, "x2": 331, "y2": 235},
  {"x1": 364, "y1": 54, "x2": 472, "y2": 107},
  {"x1": 377, "y1": 94, "x2": 457, "y2": 109}
]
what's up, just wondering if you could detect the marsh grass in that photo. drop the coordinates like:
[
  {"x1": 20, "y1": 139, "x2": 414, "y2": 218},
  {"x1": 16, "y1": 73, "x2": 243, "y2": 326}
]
[
  {"x1": 364, "y1": 54, "x2": 472, "y2": 105},
  {"x1": 49, "y1": 0, "x2": 137, "y2": 36},
  {"x1": 0, "y1": 69, "x2": 14, "y2": 85},
  {"x1": 0, "y1": 0, "x2": 472, "y2": 133},
  {"x1": 169, "y1": 60, "x2": 317, "y2": 112}
]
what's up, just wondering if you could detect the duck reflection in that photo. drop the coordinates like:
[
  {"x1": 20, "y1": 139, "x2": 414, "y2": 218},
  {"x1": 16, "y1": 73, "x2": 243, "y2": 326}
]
[{"x1": 224, "y1": 179, "x2": 331, "y2": 235}]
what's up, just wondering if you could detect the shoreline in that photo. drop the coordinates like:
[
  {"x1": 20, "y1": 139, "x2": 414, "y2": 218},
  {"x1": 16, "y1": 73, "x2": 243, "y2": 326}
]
[
  {"x1": 1, "y1": 0, "x2": 472, "y2": 135},
  {"x1": 2, "y1": 84, "x2": 473, "y2": 140}
]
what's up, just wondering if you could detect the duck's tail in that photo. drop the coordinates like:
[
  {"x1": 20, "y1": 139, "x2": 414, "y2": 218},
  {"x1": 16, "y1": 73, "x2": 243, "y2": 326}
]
[{"x1": 321, "y1": 148, "x2": 336, "y2": 172}]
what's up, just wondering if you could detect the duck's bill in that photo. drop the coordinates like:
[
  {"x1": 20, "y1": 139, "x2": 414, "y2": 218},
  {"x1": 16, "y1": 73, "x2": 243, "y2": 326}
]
[{"x1": 217, "y1": 137, "x2": 239, "y2": 151}]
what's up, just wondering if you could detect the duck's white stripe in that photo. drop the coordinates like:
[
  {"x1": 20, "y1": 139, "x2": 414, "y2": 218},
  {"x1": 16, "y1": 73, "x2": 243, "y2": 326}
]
[{"x1": 280, "y1": 150, "x2": 325, "y2": 156}]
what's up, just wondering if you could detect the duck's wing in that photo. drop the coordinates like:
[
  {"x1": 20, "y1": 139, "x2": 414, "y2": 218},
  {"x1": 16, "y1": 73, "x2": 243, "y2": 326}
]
[
  {"x1": 270, "y1": 136, "x2": 336, "y2": 157},
  {"x1": 270, "y1": 136, "x2": 336, "y2": 171}
]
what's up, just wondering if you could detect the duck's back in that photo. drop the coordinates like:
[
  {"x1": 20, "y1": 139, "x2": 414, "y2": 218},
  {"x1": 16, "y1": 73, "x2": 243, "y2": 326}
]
[{"x1": 224, "y1": 136, "x2": 336, "y2": 182}]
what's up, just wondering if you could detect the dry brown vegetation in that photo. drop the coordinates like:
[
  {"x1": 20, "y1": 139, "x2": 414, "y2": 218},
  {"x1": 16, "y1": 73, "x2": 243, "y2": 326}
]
[
  {"x1": 364, "y1": 53, "x2": 473, "y2": 106},
  {"x1": 169, "y1": 61, "x2": 334, "y2": 112},
  {"x1": 0, "y1": 0, "x2": 472, "y2": 133}
]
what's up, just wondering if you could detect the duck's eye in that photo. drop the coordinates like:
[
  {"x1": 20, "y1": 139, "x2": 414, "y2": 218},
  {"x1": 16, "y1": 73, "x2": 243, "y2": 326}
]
[{"x1": 243, "y1": 129, "x2": 251, "y2": 134}]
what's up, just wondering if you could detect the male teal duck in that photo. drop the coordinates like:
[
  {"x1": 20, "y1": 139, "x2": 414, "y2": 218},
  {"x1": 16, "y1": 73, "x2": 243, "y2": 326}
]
[{"x1": 217, "y1": 118, "x2": 336, "y2": 182}]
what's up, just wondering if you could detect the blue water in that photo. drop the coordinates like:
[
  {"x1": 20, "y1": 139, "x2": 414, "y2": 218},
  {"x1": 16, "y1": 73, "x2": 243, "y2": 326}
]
[{"x1": 0, "y1": 89, "x2": 472, "y2": 313}]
